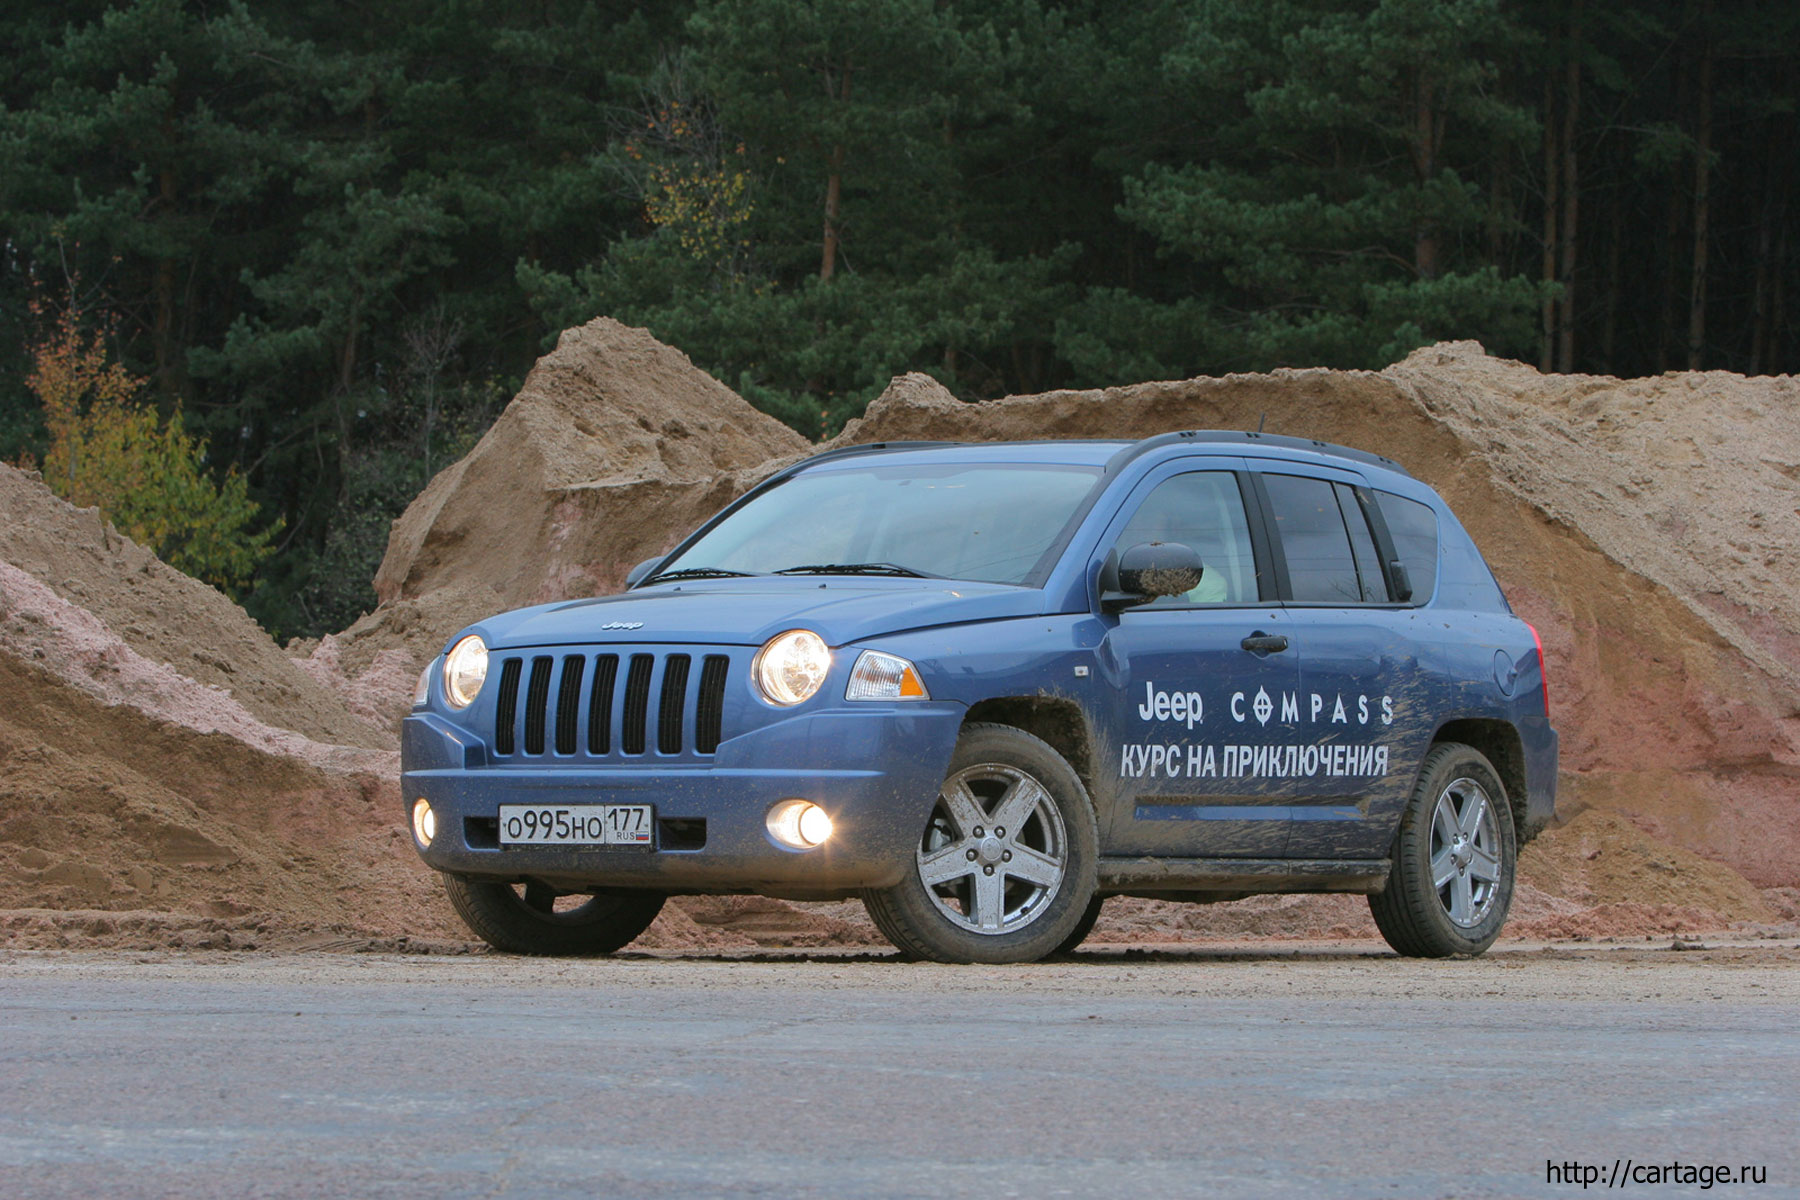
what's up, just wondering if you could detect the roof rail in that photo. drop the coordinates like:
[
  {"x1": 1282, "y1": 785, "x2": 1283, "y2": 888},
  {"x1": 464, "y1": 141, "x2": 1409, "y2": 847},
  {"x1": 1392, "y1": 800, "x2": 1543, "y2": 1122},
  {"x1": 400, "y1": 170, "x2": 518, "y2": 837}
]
[
  {"x1": 798, "y1": 439, "x2": 965, "y2": 466},
  {"x1": 1104, "y1": 430, "x2": 1409, "y2": 477}
]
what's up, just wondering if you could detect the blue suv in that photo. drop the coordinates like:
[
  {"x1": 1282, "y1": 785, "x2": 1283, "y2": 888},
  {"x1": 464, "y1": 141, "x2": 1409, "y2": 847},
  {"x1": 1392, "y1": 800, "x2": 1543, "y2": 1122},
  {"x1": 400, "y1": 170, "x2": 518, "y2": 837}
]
[{"x1": 403, "y1": 433, "x2": 1556, "y2": 963}]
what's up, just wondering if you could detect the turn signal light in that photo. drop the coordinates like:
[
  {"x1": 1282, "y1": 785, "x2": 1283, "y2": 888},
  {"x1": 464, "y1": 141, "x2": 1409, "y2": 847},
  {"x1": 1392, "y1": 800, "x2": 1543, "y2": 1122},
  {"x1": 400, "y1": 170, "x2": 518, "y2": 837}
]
[{"x1": 845, "y1": 650, "x2": 930, "y2": 701}]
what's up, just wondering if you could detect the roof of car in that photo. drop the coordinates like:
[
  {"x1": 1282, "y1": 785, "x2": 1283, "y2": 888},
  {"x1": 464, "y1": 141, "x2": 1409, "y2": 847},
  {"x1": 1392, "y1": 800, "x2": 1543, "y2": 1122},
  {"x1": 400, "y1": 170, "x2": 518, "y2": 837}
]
[{"x1": 799, "y1": 432, "x2": 1410, "y2": 478}]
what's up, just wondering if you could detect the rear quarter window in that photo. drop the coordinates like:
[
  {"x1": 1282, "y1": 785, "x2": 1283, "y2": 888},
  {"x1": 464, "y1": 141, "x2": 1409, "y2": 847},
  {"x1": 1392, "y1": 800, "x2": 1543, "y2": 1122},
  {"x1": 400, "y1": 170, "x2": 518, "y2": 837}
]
[{"x1": 1375, "y1": 490, "x2": 1439, "y2": 603}]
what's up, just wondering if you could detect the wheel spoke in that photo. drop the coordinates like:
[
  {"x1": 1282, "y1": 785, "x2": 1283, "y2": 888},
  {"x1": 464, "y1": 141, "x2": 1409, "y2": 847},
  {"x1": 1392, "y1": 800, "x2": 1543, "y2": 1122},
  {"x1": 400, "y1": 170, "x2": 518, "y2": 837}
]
[
  {"x1": 1431, "y1": 848, "x2": 1458, "y2": 889},
  {"x1": 972, "y1": 866, "x2": 1006, "y2": 931},
  {"x1": 940, "y1": 778, "x2": 986, "y2": 836},
  {"x1": 1468, "y1": 844, "x2": 1502, "y2": 883},
  {"x1": 1005, "y1": 844, "x2": 1063, "y2": 890},
  {"x1": 1457, "y1": 788, "x2": 1488, "y2": 838},
  {"x1": 1448, "y1": 872, "x2": 1474, "y2": 924},
  {"x1": 1432, "y1": 794, "x2": 1460, "y2": 848},
  {"x1": 989, "y1": 776, "x2": 1046, "y2": 838},
  {"x1": 919, "y1": 843, "x2": 975, "y2": 888}
]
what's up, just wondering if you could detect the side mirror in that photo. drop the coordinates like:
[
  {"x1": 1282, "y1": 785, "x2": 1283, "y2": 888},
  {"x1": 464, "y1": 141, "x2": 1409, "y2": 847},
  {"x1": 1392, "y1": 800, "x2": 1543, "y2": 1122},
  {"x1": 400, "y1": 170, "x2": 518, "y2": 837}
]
[
  {"x1": 624, "y1": 556, "x2": 664, "y2": 589},
  {"x1": 1102, "y1": 541, "x2": 1204, "y2": 612}
]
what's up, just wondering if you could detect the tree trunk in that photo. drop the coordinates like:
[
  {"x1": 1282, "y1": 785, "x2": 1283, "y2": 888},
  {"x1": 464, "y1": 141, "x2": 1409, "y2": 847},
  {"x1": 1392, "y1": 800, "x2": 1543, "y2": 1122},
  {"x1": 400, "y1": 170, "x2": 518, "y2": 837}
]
[
  {"x1": 1412, "y1": 68, "x2": 1442, "y2": 279},
  {"x1": 1540, "y1": 77, "x2": 1559, "y2": 372},
  {"x1": 1687, "y1": 13, "x2": 1713, "y2": 370},
  {"x1": 1656, "y1": 52, "x2": 1690, "y2": 373},
  {"x1": 1555, "y1": 3, "x2": 1581, "y2": 373},
  {"x1": 1749, "y1": 70, "x2": 1792, "y2": 374},
  {"x1": 821, "y1": 146, "x2": 844, "y2": 281},
  {"x1": 1600, "y1": 178, "x2": 1622, "y2": 374},
  {"x1": 1486, "y1": 135, "x2": 1508, "y2": 268},
  {"x1": 154, "y1": 117, "x2": 178, "y2": 403},
  {"x1": 820, "y1": 60, "x2": 851, "y2": 282}
]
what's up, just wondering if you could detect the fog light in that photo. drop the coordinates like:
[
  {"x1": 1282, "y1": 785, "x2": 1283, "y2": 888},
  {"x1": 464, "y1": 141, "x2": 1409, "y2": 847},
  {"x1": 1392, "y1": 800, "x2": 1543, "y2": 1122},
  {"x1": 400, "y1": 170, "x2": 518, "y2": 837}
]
[
  {"x1": 767, "y1": 800, "x2": 833, "y2": 849},
  {"x1": 411, "y1": 798, "x2": 437, "y2": 848}
]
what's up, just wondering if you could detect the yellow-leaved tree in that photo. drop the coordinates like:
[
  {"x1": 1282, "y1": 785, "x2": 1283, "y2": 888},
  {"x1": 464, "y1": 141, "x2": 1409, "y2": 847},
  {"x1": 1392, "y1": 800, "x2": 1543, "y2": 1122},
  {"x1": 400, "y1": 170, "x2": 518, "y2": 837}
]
[{"x1": 22, "y1": 296, "x2": 277, "y2": 595}]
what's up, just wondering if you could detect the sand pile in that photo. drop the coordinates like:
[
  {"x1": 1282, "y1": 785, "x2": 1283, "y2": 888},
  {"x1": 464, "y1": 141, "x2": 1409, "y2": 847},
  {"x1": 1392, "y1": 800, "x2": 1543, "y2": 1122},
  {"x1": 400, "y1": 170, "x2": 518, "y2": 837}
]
[
  {"x1": 9, "y1": 317, "x2": 1795, "y2": 952},
  {"x1": 0, "y1": 465, "x2": 389, "y2": 749},
  {"x1": 824, "y1": 352, "x2": 1800, "y2": 891},
  {"x1": 0, "y1": 466, "x2": 467, "y2": 949},
  {"x1": 333, "y1": 317, "x2": 810, "y2": 681},
  {"x1": 329, "y1": 326, "x2": 1795, "y2": 942}
]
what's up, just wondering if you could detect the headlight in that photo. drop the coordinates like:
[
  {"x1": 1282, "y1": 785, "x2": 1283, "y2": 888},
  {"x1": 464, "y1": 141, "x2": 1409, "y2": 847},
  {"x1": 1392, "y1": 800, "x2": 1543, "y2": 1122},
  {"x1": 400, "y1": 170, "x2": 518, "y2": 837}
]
[
  {"x1": 754, "y1": 629, "x2": 831, "y2": 706},
  {"x1": 442, "y1": 635, "x2": 488, "y2": 709},
  {"x1": 845, "y1": 650, "x2": 930, "y2": 701}
]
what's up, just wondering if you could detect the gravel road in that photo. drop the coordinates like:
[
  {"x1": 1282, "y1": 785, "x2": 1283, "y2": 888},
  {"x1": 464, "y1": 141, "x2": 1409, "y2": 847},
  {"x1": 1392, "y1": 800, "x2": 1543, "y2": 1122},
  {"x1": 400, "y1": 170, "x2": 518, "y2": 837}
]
[{"x1": 2, "y1": 942, "x2": 1796, "y2": 1199}]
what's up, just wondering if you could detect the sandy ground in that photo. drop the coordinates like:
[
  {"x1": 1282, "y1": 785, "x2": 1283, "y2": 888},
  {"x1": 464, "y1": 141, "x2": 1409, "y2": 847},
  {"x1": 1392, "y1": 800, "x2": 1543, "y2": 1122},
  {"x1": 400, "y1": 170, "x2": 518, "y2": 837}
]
[{"x1": 2, "y1": 942, "x2": 1795, "y2": 1199}]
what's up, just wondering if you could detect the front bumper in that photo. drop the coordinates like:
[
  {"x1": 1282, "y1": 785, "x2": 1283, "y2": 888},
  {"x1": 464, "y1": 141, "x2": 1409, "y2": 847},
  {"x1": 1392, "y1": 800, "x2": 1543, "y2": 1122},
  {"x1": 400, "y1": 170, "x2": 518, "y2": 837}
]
[{"x1": 401, "y1": 704, "x2": 966, "y2": 896}]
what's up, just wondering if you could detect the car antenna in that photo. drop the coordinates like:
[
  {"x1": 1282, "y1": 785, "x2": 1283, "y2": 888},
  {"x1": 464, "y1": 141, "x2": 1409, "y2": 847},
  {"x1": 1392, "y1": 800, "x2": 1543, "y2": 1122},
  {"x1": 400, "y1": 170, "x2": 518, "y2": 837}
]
[{"x1": 1256, "y1": 412, "x2": 1266, "y2": 433}]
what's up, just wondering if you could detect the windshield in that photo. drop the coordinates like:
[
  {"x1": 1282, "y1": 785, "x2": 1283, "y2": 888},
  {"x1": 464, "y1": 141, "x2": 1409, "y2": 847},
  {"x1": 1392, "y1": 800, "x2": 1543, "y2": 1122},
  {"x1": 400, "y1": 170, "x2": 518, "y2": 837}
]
[{"x1": 658, "y1": 461, "x2": 1103, "y2": 586}]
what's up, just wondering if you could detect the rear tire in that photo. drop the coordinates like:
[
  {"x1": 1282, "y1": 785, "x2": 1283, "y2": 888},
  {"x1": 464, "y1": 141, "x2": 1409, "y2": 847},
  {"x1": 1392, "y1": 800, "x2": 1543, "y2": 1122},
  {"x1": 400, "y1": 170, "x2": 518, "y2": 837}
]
[
  {"x1": 863, "y1": 723, "x2": 1097, "y2": 964},
  {"x1": 444, "y1": 875, "x2": 664, "y2": 956},
  {"x1": 1369, "y1": 743, "x2": 1516, "y2": 958},
  {"x1": 1053, "y1": 896, "x2": 1107, "y2": 956}
]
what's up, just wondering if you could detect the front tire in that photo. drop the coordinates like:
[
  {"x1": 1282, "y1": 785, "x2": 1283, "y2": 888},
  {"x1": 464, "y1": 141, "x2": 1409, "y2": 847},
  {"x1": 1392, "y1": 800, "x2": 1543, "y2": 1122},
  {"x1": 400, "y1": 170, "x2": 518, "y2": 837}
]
[
  {"x1": 444, "y1": 875, "x2": 665, "y2": 956},
  {"x1": 863, "y1": 723, "x2": 1098, "y2": 964},
  {"x1": 1369, "y1": 743, "x2": 1516, "y2": 957}
]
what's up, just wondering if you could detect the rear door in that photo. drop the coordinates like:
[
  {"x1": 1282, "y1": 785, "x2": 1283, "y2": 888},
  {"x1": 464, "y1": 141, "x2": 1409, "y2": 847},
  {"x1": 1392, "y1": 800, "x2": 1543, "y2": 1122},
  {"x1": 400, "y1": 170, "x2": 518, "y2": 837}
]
[
  {"x1": 1251, "y1": 467, "x2": 1420, "y2": 859},
  {"x1": 1094, "y1": 460, "x2": 1303, "y2": 858}
]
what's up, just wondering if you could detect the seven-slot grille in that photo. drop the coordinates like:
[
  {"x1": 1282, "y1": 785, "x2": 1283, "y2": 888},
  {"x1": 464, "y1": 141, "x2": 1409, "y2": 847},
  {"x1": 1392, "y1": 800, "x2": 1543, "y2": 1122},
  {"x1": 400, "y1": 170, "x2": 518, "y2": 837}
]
[{"x1": 492, "y1": 651, "x2": 731, "y2": 759}]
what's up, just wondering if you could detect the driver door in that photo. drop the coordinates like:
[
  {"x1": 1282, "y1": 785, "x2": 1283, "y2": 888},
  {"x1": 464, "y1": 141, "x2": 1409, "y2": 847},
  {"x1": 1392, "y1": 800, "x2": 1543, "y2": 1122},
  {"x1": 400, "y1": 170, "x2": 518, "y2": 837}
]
[{"x1": 1095, "y1": 463, "x2": 1303, "y2": 857}]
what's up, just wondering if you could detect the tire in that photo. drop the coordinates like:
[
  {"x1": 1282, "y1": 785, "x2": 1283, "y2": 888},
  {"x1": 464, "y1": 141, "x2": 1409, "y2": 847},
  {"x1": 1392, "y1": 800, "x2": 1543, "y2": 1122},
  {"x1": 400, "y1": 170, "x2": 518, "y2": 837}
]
[
  {"x1": 1368, "y1": 742, "x2": 1517, "y2": 958},
  {"x1": 863, "y1": 723, "x2": 1098, "y2": 964},
  {"x1": 444, "y1": 875, "x2": 665, "y2": 956},
  {"x1": 1053, "y1": 895, "x2": 1107, "y2": 957}
]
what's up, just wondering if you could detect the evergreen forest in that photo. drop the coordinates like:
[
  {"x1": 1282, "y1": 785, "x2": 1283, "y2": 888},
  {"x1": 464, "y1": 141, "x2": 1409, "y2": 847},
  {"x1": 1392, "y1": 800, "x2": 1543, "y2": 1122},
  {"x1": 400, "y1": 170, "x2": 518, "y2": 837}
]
[{"x1": 3, "y1": 0, "x2": 1796, "y2": 637}]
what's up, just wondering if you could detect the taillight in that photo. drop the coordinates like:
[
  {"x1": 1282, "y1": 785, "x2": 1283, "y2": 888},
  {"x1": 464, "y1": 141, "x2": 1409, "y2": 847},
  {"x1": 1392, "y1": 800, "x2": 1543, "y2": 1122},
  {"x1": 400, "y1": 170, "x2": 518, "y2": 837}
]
[{"x1": 1525, "y1": 622, "x2": 1550, "y2": 717}]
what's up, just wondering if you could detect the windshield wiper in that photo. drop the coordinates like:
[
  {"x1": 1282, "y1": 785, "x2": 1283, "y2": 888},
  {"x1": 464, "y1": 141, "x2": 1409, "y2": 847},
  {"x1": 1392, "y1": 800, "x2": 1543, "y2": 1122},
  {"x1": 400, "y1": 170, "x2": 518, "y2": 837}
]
[
  {"x1": 641, "y1": 567, "x2": 755, "y2": 585},
  {"x1": 775, "y1": 562, "x2": 930, "y2": 578}
]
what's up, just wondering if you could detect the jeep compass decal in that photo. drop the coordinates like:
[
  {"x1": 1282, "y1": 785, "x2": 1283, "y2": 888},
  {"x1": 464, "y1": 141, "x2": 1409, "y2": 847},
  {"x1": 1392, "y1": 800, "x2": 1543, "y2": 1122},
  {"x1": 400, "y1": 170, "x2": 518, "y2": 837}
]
[
  {"x1": 1119, "y1": 740, "x2": 1391, "y2": 780},
  {"x1": 1121, "y1": 684, "x2": 1398, "y2": 779}
]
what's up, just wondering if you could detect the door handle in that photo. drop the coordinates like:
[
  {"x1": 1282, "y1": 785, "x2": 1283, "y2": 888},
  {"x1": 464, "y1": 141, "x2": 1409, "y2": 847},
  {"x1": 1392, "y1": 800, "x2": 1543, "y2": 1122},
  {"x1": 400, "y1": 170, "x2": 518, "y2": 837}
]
[{"x1": 1241, "y1": 632, "x2": 1289, "y2": 654}]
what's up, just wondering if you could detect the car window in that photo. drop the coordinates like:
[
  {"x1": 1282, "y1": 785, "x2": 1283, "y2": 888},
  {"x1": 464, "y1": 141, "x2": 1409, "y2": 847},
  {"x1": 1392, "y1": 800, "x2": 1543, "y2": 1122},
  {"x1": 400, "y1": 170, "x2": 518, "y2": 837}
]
[
  {"x1": 1112, "y1": 471, "x2": 1257, "y2": 605},
  {"x1": 1262, "y1": 473, "x2": 1364, "y2": 603},
  {"x1": 662, "y1": 462, "x2": 1103, "y2": 586},
  {"x1": 1376, "y1": 490, "x2": 1439, "y2": 603},
  {"x1": 1334, "y1": 483, "x2": 1389, "y2": 602}
]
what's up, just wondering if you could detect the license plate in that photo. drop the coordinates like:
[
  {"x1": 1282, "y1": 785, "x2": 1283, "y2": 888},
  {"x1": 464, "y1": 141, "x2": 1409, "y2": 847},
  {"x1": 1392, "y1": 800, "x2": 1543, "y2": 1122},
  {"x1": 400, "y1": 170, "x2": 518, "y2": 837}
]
[{"x1": 497, "y1": 804, "x2": 653, "y2": 846}]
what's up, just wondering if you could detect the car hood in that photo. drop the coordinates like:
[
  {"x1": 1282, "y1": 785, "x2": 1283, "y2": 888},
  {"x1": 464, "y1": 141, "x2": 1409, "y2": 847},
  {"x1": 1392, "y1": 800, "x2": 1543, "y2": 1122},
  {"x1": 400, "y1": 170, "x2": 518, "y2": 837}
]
[{"x1": 465, "y1": 579, "x2": 1049, "y2": 652}]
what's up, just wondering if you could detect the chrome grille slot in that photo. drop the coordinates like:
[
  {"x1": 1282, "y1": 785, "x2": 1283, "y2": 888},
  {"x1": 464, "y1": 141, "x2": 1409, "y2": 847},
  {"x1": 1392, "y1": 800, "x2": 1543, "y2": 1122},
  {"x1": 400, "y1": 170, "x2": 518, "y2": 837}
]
[
  {"x1": 493, "y1": 658, "x2": 523, "y2": 756},
  {"x1": 658, "y1": 654, "x2": 691, "y2": 755},
  {"x1": 622, "y1": 654, "x2": 654, "y2": 755},
  {"x1": 488, "y1": 648, "x2": 729, "y2": 759},
  {"x1": 522, "y1": 656, "x2": 553, "y2": 755},
  {"x1": 696, "y1": 655, "x2": 730, "y2": 754},
  {"x1": 587, "y1": 653, "x2": 619, "y2": 754},
  {"x1": 555, "y1": 654, "x2": 585, "y2": 755}
]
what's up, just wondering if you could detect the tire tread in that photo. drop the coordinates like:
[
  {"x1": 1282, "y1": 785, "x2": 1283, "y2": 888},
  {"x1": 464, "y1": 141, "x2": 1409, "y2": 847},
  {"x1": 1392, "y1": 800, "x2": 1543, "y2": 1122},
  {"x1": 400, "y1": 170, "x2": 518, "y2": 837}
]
[
  {"x1": 862, "y1": 722, "x2": 1098, "y2": 964},
  {"x1": 1368, "y1": 742, "x2": 1515, "y2": 958},
  {"x1": 444, "y1": 874, "x2": 664, "y2": 956}
]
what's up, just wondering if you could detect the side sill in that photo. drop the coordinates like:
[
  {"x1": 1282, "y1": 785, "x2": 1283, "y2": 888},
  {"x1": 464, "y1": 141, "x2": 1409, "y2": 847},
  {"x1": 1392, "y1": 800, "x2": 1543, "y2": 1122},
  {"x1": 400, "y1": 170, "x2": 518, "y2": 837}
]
[{"x1": 1096, "y1": 856, "x2": 1391, "y2": 895}]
